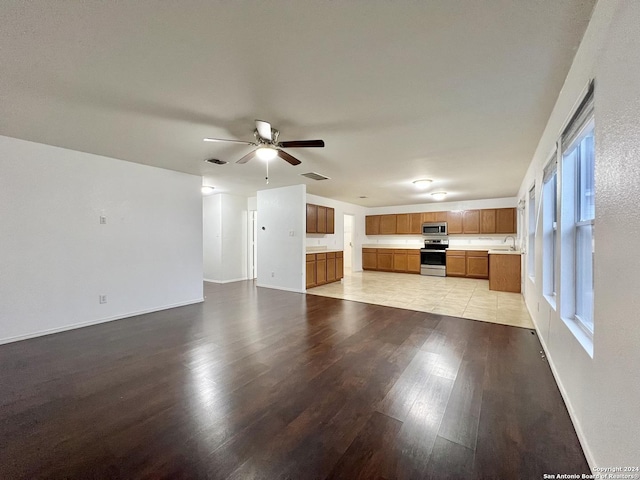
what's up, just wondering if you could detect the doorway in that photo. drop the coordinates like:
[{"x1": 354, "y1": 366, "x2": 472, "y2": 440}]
[{"x1": 343, "y1": 214, "x2": 354, "y2": 274}]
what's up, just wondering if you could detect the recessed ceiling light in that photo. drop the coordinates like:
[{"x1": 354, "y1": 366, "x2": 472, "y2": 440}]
[
  {"x1": 256, "y1": 146, "x2": 278, "y2": 161},
  {"x1": 201, "y1": 186, "x2": 215, "y2": 195},
  {"x1": 413, "y1": 179, "x2": 433, "y2": 188},
  {"x1": 431, "y1": 192, "x2": 447, "y2": 201}
]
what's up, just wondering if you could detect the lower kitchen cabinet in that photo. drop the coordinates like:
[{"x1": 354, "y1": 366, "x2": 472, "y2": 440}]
[
  {"x1": 362, "y1": 248, "x2": 377, "y2": 270},
  {"x1": 306, "y1": 254, "x2": 316, "y2": 288},
  {"x1": 489, "y1": 254, "x2": 521, "y2": 292},
  {"x1": 306, "y1": 251, "x2": 344, "y2": 289},
  {"x1": 445, "y1": 250, "x2": 467, "y2": 277},
  {"x1": 466, "y1": 251, "x2": 489, "y2": 279},
  {"x1": 361, "y1": 248, "x2": 420, "y2": 274},
  {"x1": 407, "y1": 250, "x2": 421, "y2": 273},
  {"x1": 446, "y1": 250, "x2": 489, "y2": 278}
]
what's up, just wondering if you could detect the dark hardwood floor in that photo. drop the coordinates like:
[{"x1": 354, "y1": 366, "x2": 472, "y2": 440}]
[{"x1": 0, "y1": 281, "x2": 588, "y2": 479}]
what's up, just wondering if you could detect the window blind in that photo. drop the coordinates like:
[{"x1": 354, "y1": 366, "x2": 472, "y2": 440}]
[{"x1": 561, "y1": 81, "x2": 595, "y2": 153}]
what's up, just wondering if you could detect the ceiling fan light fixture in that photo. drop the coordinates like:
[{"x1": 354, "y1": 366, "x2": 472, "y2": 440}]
[
  {"x1": 413, "y1": 179, "x2": 433, "y2": 188},
  {"x1": 431, "y1": 192, "x2": 447, "y2": 201},
  {"x1": 256, "y1": 146, "x2": 278, "y2": 161},
  {"x1": 201, "y1": 186, "x2": 215, "y2": 195}
]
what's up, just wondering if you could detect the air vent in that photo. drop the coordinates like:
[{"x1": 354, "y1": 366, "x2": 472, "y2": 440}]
[
  {"x1": 205, "y1": 158, "x2": 228, "y2": 165},
  {"x1": 300, "y1": 172, "x2": 331, "y2": 181}
]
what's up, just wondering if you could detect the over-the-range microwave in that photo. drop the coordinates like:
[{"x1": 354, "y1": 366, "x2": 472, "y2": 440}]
[{"x1": 422, "y1": 222, "x2": 448, "y2": 236}]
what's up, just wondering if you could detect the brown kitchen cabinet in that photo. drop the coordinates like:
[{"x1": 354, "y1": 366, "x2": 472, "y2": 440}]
[
  {"x1": 306, "y1": 203, "x2": 335, "y2": 234},
  {"x1": 489, "y1": 253, "x2": 521, "y2": 292},
  {"x1": 377, "y1": 250, "x2": 393, "y2": 271},
  {"x1": 379, "y1": 215, "x2": 397, "y2": 235},
  {"x1": 409, "y1": 213, "x2": 422, "y2": 234},
  {"x1": 306, "y1": 254, "x2": 317, "y2": 288},
  {"x1": 316, "y1": 253, "x2": 327, "y2": 285},
  {"x1": 365, "y1": 215, "x2": 380, "y2": 235},
  {"x1": 496, "y1": 208, "x2": 517, "y2": 234},
  {"x1": 306, "y1": 251, "x2": 344, "y2": 289},
  {"x1": 480, "y1": 209, "x2": 497, "y2": 233},
  {"x1": 306, "y1": 204, "x2": 317, "y2": 233},
  {"x1": 407, "y1": 250, "x2": 421, "y2": 273},
  {"x1": 446, "y1": 250, "x2": 467, "y2": 277},
  {"x1": 466, "y1": 251, "x2": 489, "y2": 279},
  {"x1": 393, "y1": 249, "x2": 408, "y2": 272},
  {"x1": 396, "y1": 214, "x2": 411, "y2": 234},
  {"x1": 447, "y1": 211, "x2": 464, "y2": 234},
  {"x1": 462, "y1": 210, "x2": 480, "y2": 234},
  {"x1": 362, "y1": 248, "x2": 378, "y2": 270}
]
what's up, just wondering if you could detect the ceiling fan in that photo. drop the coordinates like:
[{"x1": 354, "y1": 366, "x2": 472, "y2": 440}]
[{"x1": 203, "y1": 119, "x2": 324, "y2": 166}]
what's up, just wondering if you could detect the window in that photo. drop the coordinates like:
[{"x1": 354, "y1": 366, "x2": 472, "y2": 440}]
[
  {"x1": 542, "y1": 157, "x2": 558, "y2": 301},
  {"x1": 560, "y1": 82, "x2": 594, "y2": 340},
  {"x1": 528, "y1": 185, "x2": 536, "y2": 278}
]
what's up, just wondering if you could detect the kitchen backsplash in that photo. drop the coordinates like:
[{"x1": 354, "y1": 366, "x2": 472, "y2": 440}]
[{"x1": 362, "y1": 235, "x2": 521, "y2": 248}]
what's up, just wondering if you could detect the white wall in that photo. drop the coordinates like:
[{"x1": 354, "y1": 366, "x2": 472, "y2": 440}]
[
  {"x1": 203, "y1": 193, "x2": 248, "y2": 283},
  {"x1": 257, "y1": 185, "x2": 306, "y2": 292},
  {"x1": 306, "y1": 193, "x2": 368, "y2": 271},
  {"x1": 0, "y1": 135, "x2": 203, "y2": 344},
  {"x1": 517, "y1": 0, "x2": 639, "y2": 468}
]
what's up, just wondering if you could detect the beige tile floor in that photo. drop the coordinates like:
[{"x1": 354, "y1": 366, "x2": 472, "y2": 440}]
[{"x1": 307, "y1": 270, "x2": 534, "y2": 329}]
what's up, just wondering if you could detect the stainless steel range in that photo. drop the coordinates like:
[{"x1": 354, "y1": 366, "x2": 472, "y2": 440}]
[{"x1": 420, "y1": 235, "x2": 449, "y2": 276}]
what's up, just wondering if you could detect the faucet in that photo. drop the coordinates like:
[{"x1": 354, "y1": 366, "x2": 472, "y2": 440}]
[{"x1": 503, "y1": 236, "x2": 516, "y2": 251}]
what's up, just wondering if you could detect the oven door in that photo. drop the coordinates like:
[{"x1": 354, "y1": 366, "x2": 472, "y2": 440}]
[{"x1": 420, "y1": 249, "x2": 447, "y2": 276}]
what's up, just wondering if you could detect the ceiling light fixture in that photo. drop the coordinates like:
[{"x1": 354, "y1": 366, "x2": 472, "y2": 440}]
[
  {"x1": 431, "y1": 192, "x2": 447, "y2": 201},
  {"x1": 256, "y1": 146, "x2": 278, "y2": 161},
  {"x1": 201, "y1": 186, "x2": 215, "y2": 195},
  {"x1": 413, "y1": 179, "x2": 433, "y2": 188}
]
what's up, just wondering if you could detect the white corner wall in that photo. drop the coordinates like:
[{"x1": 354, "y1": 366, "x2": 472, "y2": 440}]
[
  {"x1": 306, "y1": 193, "x2": 368, "y2": 272},
  {"x1": 518, "y1": 0, "x2": 639, "y2": 468},
  {"x1": 257, "y1": 185, "x2": 306, "y2": 293},
  {"x1": 203, "y1": 193, "x2": 248, "y2": 283},
  {"x1": 0, "y1": 135, "x2": 203, "y2": 344}
]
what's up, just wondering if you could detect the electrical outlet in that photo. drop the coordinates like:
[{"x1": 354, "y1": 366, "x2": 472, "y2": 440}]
[
  {"x1": 289, "y1": 230, "x2": 295, "y2": 237},
  {"x1": 271, "y1": 272, "x2": 275, "y2": 278},
  {"x1": 99, "y1": 295, "x2": 107, "y2": 304},
  {"x1": 100, "y1": 215, "x2": 107, "y2": 225}
]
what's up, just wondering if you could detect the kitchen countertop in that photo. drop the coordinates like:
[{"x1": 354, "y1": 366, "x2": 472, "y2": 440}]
[
  {"x1": 306, "y1": 247, "x2": 343, "y2": 254},
  {"x1": 488, "y1": 249, "x2": 522, "y2": 255},
  {"x1": 362, "y1": 244, "x2": 423, "y2": 250}
]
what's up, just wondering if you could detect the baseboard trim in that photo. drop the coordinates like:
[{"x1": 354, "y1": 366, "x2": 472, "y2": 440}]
[
  {"x1": 527, "y1": 302, "x2": 595, "y2": 472},
  {"x1": 0, "y1": 297, "x2": 204, "y2": 346},
  {"x1": 255, "y1": 283, "x2": 305, "y2": 294},
  {"x1": 203, "y1": 277, "x2": 248, "y2": 284}
]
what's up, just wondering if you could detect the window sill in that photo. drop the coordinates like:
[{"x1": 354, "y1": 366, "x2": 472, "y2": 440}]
[
  {"x1": 544, "y1": 293, "x2": 556, "y2": 311},
  {"x1": 561, "y1": 316, "x2": 594, "y2": 358}
]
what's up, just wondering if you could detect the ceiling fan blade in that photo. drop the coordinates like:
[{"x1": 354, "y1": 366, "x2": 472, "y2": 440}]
[
  {"x1": 278, "y1": 140, "x2": 325, "y2": 148},
  {"x1": 255, "y1": 120, "x2": 272, "y2": 141},
  {"x1": 236, "y1": 150, "x2": 256, "y2": 164},
  {"x1": 203, "y1": 137, "x2": 255, "y2": 145},
  {"x1": 277, "y1": 150, "x2": 302, "y2": 166}
]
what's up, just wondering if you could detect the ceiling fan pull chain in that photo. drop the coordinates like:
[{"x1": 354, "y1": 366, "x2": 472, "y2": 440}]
[{"x1": 265, "y1": 160, "x2": 269, "y2": 184}]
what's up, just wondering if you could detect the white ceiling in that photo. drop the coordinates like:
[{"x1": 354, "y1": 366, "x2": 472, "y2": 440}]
[{"x1": 0, "y1": 1, "x2": 595, "y2": 207}]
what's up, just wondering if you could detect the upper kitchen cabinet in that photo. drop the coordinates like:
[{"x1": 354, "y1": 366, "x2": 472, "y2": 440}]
[
  {"x1": 496, "y1": 208, "x2": 517, "y2": 234},
  {"x1": 306, "y1": 203, "x2": 335, "y2": 234},
  {"x1": 462, "y1": 210, "x2": 480, "y2": 234},
  {"x1": 409, "y1": 213, "x2": 422, "y2": 234},
  {"x1": 421, "y1": 211, "x2": 447, "y2": 223},
  {"x1": 447, "y1": 211, "x2": 463, "y2": 234},
  {"x1": 379, "y1": 214, "x2": 397, "y2": 235},
  {"x1": 480, "y1": 209, "x2": 497, "y2": 233},
  {"x1": 396, "y1": 214, "x2": 411, "y2": 234},
  {"x1": 365, "y1": 215, "x2": 380, "y2": 235},
  {"x1": 306, "y1": 204, "x2": 317, "y2": 233}
]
